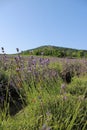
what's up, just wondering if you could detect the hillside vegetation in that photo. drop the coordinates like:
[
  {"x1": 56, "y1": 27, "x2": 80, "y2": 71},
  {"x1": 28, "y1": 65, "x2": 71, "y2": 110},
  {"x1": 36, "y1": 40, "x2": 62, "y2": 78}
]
[{"x1": 21, "y1": 45, "x2": 87, "y2": 58}]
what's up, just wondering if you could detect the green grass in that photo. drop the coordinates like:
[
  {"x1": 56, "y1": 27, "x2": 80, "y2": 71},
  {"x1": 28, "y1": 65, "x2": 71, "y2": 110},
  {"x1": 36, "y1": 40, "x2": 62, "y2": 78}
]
[
  {"x1": 0, "y1": 53, "x2": 87, "y2": 130},
  {"x1": 0, "y1": 75, "x2": 87, "y2": 130}
]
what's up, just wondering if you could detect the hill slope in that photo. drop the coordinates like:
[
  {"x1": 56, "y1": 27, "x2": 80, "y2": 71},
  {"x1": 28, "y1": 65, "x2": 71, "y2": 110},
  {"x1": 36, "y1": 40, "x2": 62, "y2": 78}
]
[{"x1": 21, "y1": 45, "x2": 87, "y2": 58}]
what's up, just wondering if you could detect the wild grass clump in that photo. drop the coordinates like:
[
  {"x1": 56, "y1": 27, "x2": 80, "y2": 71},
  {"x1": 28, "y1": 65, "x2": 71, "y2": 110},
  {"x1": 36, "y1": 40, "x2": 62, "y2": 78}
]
[
  {"x1": 0, "y1": 47, "x2": 87, "y2": 129},
  {"x1": 60, "y1": 61, "x2": 87, "y2": 83}
]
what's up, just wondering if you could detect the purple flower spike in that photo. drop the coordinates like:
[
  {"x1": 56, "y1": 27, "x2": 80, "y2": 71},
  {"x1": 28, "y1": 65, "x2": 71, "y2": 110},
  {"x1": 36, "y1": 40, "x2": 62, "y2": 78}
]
[
  {"x1": 16, "y1": 48, "x2": 19, "y2": 52},
  {"x1": 1, "y1": 47, "x2": 4, "y2": 50}
]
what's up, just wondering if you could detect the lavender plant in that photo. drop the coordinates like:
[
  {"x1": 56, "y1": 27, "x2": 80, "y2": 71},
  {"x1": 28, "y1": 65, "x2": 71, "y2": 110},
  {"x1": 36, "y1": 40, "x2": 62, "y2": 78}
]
[{"x1": 0, "y1": 47, "x2": 87, "y2": 130}]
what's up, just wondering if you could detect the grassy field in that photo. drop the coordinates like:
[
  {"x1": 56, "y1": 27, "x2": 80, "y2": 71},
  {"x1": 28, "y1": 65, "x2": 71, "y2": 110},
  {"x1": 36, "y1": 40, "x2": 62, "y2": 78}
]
[{"x1": 0, "y1": 49, "x2": 87, "y2": 130}]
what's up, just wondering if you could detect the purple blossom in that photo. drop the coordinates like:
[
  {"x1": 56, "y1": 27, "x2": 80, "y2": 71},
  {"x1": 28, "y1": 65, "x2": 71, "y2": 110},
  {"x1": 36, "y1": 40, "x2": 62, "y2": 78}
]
[
  {"x1": 16, "y1": 67, "x2": 20, "y2": 72},
  {"x1": 14, "y1": 56, "x2": 19, "y2": 61},
  {"x1": 16, "y1": 48, "x2": 19, "y2": 52},
  {"x1": 41, "y1": 124, "x2": 51, "y2": 130},
  {"x1": 60, "y1": 84, "x2": 66, "y2": 94},
  {"x1": 32, "y1": 59, "x2": 36, "y2": 66},
  {"x1": 63, "y1": 95, "x2": 67, "y2": 101},
  {"x1": 61, "y1": 84, "x2": 66, "y2": 90},
  {"x1": 1, "y1": 47, "x2": 4, "y2": 51}
]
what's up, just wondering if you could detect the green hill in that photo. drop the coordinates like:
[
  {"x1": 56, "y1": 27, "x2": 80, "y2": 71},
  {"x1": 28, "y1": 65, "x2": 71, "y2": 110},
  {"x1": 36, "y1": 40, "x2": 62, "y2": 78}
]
[{"x1": 21, "y1": 45, "x2": 87, "y2": 58}]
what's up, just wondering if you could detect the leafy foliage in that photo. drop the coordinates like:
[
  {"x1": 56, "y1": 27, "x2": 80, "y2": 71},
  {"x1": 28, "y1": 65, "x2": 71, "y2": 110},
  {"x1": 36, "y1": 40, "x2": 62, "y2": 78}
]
[{"x1": 21, "y1": 45, "x2": 87, "y2": 58}]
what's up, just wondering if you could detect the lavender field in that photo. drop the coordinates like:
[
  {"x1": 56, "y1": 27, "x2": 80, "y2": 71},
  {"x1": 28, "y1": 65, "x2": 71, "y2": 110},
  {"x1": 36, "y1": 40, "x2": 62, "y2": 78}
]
[{"x1": 0, "y1": 48, "x2": 87, "y2": 130}]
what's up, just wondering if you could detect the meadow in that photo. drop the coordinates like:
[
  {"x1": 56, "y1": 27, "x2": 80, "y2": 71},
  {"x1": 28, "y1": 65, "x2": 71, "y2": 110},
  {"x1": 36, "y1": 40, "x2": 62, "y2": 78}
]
[{"x1": 0, "y1": 47, "x2": 87, "y2": 130}]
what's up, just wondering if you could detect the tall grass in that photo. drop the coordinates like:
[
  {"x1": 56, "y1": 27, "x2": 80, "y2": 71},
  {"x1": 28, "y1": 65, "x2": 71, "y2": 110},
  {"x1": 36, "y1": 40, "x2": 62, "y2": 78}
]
[{"x1": 0, "y1": 47, "x2": 87, "y2": 129}]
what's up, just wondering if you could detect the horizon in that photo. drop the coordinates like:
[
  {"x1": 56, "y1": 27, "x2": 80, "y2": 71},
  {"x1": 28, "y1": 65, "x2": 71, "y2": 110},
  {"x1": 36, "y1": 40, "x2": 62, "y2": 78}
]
[
  {"x1": 0, "y1": 0, "x2": 87, "y2": 54},
  {"x1": 1, "y1": 44, "x2": 87, "y2": 55}
]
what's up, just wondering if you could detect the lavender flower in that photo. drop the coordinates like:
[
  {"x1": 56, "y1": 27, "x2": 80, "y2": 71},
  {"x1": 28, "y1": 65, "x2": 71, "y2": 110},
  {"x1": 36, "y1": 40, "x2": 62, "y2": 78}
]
[
  {"x1": 1, "y1": 47, "x2": 4, "y2": 53},
  {"x1": 41, "y1": 124, "x2": 51, "y2": 130},
  {"x1": 16, "y1": 48, "x2": 19, "y2": 52},
  {"x1": 63, "y1": 95, "x2": 67, "y2": 101},
  {"x1": 1, "y1": 47, "x2": 4, "y2": 51},
  {"x1": 14, "y1": 56, "x2": 19, "y2": 62},
  {"x1": 61, "y1": 83, "x2": 66, "y2": 90},
  {"x1": 32, "y1": 59, "x2": 36, "y2": 66},
  {"x1": 60, "y1": 84, "x2": 66, "y2": 94},
  {"x1": 16, "y1": 67, "x2": 20, "y2": 72}
]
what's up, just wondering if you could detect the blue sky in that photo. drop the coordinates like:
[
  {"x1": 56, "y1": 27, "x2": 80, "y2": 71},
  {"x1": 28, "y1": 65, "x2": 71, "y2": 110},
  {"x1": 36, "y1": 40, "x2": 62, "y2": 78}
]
[{"x1": 0, "y1": 0, "x2": 87, "y2": 54}]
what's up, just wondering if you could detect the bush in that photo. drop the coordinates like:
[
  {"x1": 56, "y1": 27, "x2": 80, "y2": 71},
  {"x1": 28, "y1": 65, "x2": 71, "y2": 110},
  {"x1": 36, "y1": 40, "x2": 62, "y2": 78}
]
[{"x1": 61, "y1": 62, "x2": 86, "y2": 83}]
